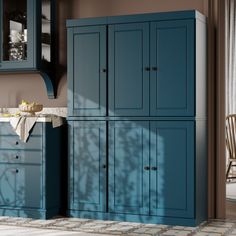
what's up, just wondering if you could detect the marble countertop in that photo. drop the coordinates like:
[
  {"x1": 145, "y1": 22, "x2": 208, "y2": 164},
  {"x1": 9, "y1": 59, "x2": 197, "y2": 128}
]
[
  {"x1": 0, "y1": 116, "x2": 54, "y2": 122},
  {"x1": 0, "y1": 107, "x2": 67, "y2": 122}
]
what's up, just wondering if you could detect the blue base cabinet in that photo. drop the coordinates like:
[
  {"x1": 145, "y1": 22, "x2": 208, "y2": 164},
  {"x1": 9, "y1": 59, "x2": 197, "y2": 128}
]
[
  {"x1": 149, "y1": 121, "x2": 194, "y2": 218},
  {"x1": 68, "y1": 121, "x2": 107, "y2": 212},
  {"x1": 67, "y1": 10, "x2": 207, "y2": 226},
  {"x1": 109, "y1": 121, "x2": 150, "y2": 215},
  {"x1": 0, "y1": 122, "x2": 62, "y2": 219}
]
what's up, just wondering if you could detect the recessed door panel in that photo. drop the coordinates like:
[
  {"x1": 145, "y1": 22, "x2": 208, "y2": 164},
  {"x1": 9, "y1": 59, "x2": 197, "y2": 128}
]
[
  {"x1": 150, "y1": 20, "x2": 194, "y2": 116},
  {"x1": 109, "y1": 23, "x2": 149, "y2": 116},
  {"x1": 109, "y1": 121, "x2": 149, "y2": 214},
  {"x1": 150, "y1": 121, "x2": 194, "y2": 218}
]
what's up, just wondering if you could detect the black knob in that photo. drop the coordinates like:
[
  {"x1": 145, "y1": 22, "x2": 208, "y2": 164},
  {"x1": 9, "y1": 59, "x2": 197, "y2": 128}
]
[
  {"x1": 144, "y1": 166, "x2": 150, "y2": 170},
  {"x1": 15, "y1": 155, "x2": 19, "y2": 159},
  {"x1": 152, "y1": 67, "x2": 158, "y2": 71},
  {"x1": 101, "y1": 69, "x2": 107, "y2": 73},
  {"x1": 15, "y1": 141, "x2": 19, "y2": 145},
  {"x1": 151, "y1": 167, "x2": 157, "y2": 171},
  {"x1": 145, "y1": 67, "x2": 150, "y2": 71},
  {"x1": 102, "y1": 165, "x2": 106, "y2": 169},
  {"x1": 15, "y1": 169, "x2": 19, "y2": 173}
]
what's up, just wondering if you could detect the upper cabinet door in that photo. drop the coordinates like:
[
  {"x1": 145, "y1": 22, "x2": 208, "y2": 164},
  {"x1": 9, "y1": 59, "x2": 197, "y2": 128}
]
[
  {"x1": 150, "y1": 20, "x2": 195, "y2": 117},
  {"x1": 109, "y1": 23, "x2": 149, "y2": 117},
  {"x1": 0, "y1": 0, "x2": 35, "y2": 69},
  {"x1": 68, "y1": 25, "x2": 107, "y2": 116}
]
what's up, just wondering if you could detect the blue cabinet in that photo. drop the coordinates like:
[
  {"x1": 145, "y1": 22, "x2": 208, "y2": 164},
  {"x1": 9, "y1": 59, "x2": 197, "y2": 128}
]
[
  {"x1": 0, "y1": 165, "x2": 41, "y2": 208},
  {"x1": 150, "y1": 20, "x2": 194, "y2": 116},
  {"x1": 68, "y1": 26, "x2": 107, "y2": 116},
  {"x1": 109, "y1": 121, "x2": 149, "y2": 214},
  {"x1": 68, "y1": 121, "x2": 107, "y2": 212},
  {"x1": 109, "y1": 23, "x2": 149, "y2": 116},
  {"x1": 68, "y1": 18, "x2": 196, "y2": 117},
  {"x1": 0, "y1": 122, "x2": 62, "y2": 219},
  {"x1": 150, "y1": 121, "x2": 194, "y2": 218},
  {"x1": 0, "y1": 0, "x2": 56, "y2": 98},
  {"x1": 109, "y1": 121, "x2": 194, "y2": 218},
  {"x1": 67, "y1": 10, "x2": 207, "y2": 226}
]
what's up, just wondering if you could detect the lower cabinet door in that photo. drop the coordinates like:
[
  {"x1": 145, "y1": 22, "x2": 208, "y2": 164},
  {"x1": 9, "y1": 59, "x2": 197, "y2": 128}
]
[
  {"x1": 0, "y1": 164, "x2": 42, "y2": 208},
  {"x1": 150, "y1": 121, "x2": 194, "y2": 218},
  {"x1": 69, "y1": 121, "x2": 107, "y2": 212},
  {"x1": 109, "y1": 121, "x2": 149, "y2": 214}
]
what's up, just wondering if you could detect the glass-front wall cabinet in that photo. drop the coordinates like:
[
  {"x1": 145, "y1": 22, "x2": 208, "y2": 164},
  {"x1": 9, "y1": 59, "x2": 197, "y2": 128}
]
[
  {"x1": 0, "y1": 0, "x2": 55, "y2": 98},
  {"x1": 0, "y1": 0, "x2": 34, "y2": 69},
  {"x1": 41, "y1": 0, "x2": 52, "y2": 67},
  {"x1": 3, "y1": 0, "x2": 27, "y2": 61}
]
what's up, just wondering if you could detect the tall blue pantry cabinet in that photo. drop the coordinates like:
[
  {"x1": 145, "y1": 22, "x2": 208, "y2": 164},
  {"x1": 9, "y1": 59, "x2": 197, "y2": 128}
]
[{"x1": 67, "y1": 10, "x2": 207, "y2": 226}]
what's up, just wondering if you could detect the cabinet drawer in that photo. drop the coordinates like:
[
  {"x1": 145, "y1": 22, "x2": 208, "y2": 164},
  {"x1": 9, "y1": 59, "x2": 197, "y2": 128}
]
[
  {"x1": 0, "y1": 150, "x2": 42, "y2": 164},
  {"x1": 0, "y1": 123, "x2": 42, "y2": 136},
  {"x1": 0, "y1": 136, "x2": 42, "y2": 150}
]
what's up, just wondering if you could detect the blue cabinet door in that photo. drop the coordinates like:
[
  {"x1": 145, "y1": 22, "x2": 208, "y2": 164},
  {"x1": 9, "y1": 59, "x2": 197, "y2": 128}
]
[
  {"x1": 69, "y1": 121, "x2": 106, "y2": 212},
  {"x1": 109, "y1": 23, "x2": 149, "y2": 116},
  {"x1": 68, "y1": 26, "x2": 107, "y2": 116},
  {"x1": 0, "y1": 165, "x2": 41, "y2": 208},
  {"x1": 150, "y1": 121, "x2": 194, "y2": 218},
  {"x1": 109, "y1": 121, "x2": 149, "y2": 214},
  {"x1": 150, "y1": 20, "x2": 194, "y2": 116}
]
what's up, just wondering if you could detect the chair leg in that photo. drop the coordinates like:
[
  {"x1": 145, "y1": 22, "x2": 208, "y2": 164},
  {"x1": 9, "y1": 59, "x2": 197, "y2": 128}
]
[{"x1": 226, "y1": 161, "x2": 233, "y2": 180}]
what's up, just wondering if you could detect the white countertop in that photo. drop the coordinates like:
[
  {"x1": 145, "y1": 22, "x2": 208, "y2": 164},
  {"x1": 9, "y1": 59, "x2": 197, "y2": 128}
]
[
  {"x1": 0, "y1": 107, "x2": 67, "y2": 122},
  {"x1": 0, "y1": 116, "x2": 54, "y2": 122},
  {"x1": 0, "y1": 107, "x2": 67, "y2": 123}
]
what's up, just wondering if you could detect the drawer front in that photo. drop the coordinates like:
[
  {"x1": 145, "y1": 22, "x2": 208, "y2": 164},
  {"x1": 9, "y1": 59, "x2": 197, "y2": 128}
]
[
  {"x1": 0, "y1": 150, "x2": 42, "y2": 164},
  {"x1": 0, "y1": 123, "x2": 42, "y2": 136},
  {"x1": 0, "y1": 136, "x2": 42, "y2": 150}
]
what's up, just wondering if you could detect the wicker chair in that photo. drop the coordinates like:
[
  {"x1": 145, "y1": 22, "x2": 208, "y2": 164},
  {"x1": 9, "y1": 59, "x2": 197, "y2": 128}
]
[{"x1": 226, "y1": 114, "x2": 236, "y2": 180}]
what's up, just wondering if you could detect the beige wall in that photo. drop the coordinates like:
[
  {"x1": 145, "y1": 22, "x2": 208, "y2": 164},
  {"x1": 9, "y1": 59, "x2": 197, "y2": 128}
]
[{"x1": 0, "y1": 0, "x2": 207, "y2": 107}]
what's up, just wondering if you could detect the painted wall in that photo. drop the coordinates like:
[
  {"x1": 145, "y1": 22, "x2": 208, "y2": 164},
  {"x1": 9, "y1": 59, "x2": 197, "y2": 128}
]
[{"x1": 0, "y1": 0, "x2": 207, "y2": 107}]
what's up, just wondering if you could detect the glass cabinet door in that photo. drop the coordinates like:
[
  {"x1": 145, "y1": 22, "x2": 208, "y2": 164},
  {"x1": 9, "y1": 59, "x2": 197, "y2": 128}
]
[
  {"x1": 41, "y1": 0, "x2": 52, "y2": 68},
  {"x1": 0, "y1": 0, "x2": 56, "y2": 98},
  {"x1": 3, "y1": 0, "x2": 27, "y2": 61}
]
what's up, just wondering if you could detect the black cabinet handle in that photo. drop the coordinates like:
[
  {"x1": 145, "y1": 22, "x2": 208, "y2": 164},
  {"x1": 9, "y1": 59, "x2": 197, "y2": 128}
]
[
  {"x1": 151, "y1": 167, "x2": 157, "y2": 171},
  {"x1": 144, "y1": 166, "x2": 150, "y2": 170},
  {"x1": 15, "y1": 141, "x2": 19, "y2": 145},
  {"x1": 152, "y1": 67, "x2": 158, "y2": 71},
  {"x1": 15, "y1": 155, "x2": 19, "y2": 159},
  {"x1": 15, "y1": 169, "x2": 19, "y2": 173},
  {"x1": 145, "y1": 67, "x2": 150, "y2": 71},
  {"x1": 101, "y1": 69, "x2": 107, "y2": 73},
  {"x1": 102, "y1": 165, "x2": 106, "y2": 169}
]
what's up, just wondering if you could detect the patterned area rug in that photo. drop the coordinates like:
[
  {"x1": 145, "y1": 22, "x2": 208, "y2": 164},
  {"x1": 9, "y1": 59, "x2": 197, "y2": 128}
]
[{"x1": 0, "y1": 217, "x2": 236, "y2": 235}]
